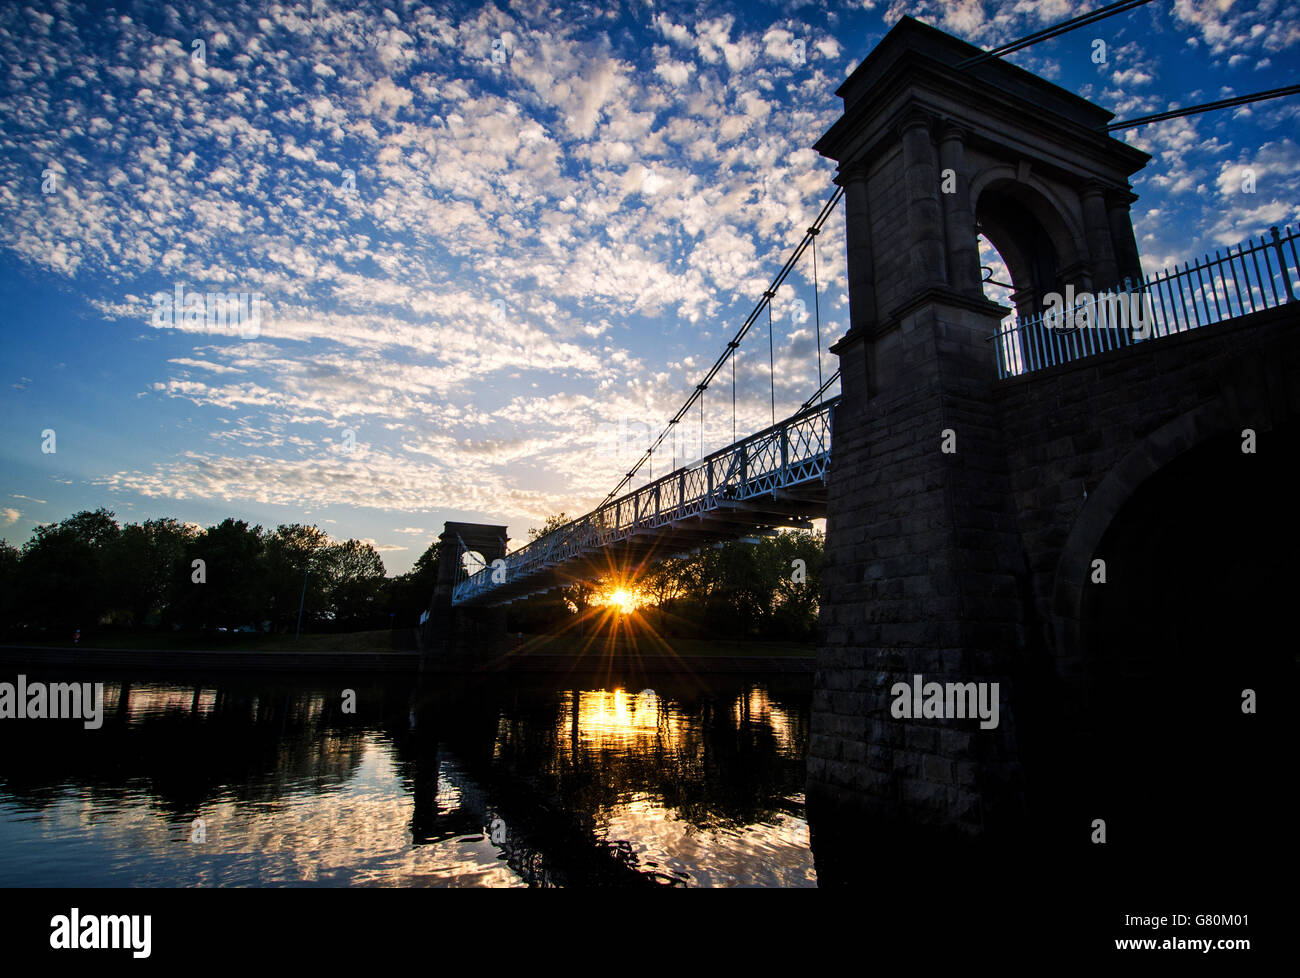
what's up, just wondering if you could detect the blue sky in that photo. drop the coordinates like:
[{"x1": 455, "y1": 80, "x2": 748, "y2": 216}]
[{"x1": 1, "y1": 0, "x2": 1297, "y2": 574}]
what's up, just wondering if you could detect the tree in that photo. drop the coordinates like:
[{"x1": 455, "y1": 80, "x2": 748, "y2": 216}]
[
  {"x1": 638, "y1": 531, "x2": 824, "y2": 640},
  {"x1": 769, "y1": 530, "x2": 823, "y2": 639},
  {"x1": 528, "y1": 513, "x2": 570, "y2": 542},
  {"x1": 112, "y1": 518, "x2": 199, "y2": 627},
  {"x1": 18, "y1": 508, "x2": 121, "y2": 630},
  {"x1": 410, "y1": 539, "x2": 441, "y2": 581},
  {"x1": 385, "y1": 539, "x2": 441, "y2": 626},
  {"x1": 264, "y1": 524, "x2": 333, "y2": 631},
  {"x1": 58, "y1": 509, "x2": 122, "y2": 549},
  {"x1": 325, "y1": 538, "x2": 386, "y2": 626},
  {"x1": 171, "y1": 518, "x2": 267, "y2": 630},
  {"x1": 0, "y1": 540, "x2": 19, "y2": 630}
]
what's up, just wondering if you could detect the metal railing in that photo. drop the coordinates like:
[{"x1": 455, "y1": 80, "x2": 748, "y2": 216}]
[
  {"x1": 452, "y1": 397, "x2": 838, "y2": 605},
  {"x1": 993, "y1": 224, "x2": 1299, "y2": 378}
]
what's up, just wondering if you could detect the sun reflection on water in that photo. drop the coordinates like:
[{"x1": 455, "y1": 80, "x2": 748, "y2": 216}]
[{"x1": 571, "y1": 688, "x2": 664, "y2": 749}]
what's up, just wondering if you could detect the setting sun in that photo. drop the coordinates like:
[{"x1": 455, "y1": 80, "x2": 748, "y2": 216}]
[
  {"x1": 594, "y1": 582, "x2": 650, "y2": 614},
  {"x1": 608, "y1": 587, "x2": 638, "y2": 614}
]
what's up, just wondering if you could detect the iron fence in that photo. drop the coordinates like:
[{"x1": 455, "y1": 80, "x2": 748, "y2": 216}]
[{"x1": 993, "y1": 224, "x2": 1299, "y2": 377}]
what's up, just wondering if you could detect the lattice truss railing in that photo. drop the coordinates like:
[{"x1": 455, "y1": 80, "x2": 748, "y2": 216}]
[{"x1": 452, "y1": 398, "x2": 838, "y2": 604}]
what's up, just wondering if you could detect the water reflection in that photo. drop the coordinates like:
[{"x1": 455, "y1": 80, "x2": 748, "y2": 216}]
[
  {"x1": 0, "y1": 670, "x2": 814, "y2": 887},
  {"x1": 573, "y1": 688, "x2": 662, "y2": 749}
]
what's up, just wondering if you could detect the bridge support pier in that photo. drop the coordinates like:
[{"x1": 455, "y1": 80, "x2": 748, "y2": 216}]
[
  {"x1": 806, "y1": 17, "x2": 1151, "y2": 867},
  {"x1": 420, "y1": 521, "x2": 509, "y2": 663},
  {"x1": 810, "y1": 288, "x2": 1031, "y2": 858}
]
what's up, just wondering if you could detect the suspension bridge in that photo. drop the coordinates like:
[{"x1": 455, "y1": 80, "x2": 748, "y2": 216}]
[
  {"x1": 420, "y1": 10, "x2": 1299, "y2": 860},
  {"x1": 436, "y1": 3, "x2": 1300, "y2": 614},
  {"x1": 447, "y1": 203, "x2": 1298, "y2": 608}
]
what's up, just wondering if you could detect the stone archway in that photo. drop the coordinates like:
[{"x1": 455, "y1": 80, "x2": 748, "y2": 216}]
[
  {"x1": 1050, "y1": 396, "x2": 1246, "y2": 660},
  {"x1": 1036, "y1": 403, "x2": 1295, "y2": 861},
  {"x1": 423, "y1": 522, "x2": 510, "y2": 657},
  {"x1": 972, "y1": 171, "x2": 1086, "y2": 317},
  {"x1": 461, "y1": 550, "x2": 487, "y2": 577}
]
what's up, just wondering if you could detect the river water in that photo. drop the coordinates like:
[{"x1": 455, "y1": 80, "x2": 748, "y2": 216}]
[{"x1": 0, "y1": 669, "x2": 815, "y2": 887}]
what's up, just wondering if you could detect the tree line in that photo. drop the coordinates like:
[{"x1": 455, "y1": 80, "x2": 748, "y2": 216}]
[
  {"x1": 1, "y1": 507, "x2": 825, "y2": 643},
  {"x1": 638, "y1": 529, "x2": 823, "y2": 641},
  {"x1": 0, "y1": 508, "x2": 441, "y2": 637}
]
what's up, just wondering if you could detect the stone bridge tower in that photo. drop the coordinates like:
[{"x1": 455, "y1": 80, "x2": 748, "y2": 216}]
[
  {"x1": 807, "y1": 17, "x2": 1152, "y2": 862},
  {"x1": 421, "y1": 521, "x2": 509, "y2": 660}
]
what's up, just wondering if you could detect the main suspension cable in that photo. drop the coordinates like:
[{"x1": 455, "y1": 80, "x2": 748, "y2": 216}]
[
  {"x1": 731, "y1": 345, "x2": 737, "y2": 445},
  {"x1": 955, "y1": 0, "x2": 1154, "y2": 69},
  {"x1": 800, "y1": 368, "x2": 841, "y2": 412},
  {"x1": 765, "y1": 291, "x2": 776, "y2": 427},
  {"x1": 1103, "y1": 84, "x2": 1300, "y2": 131},
  {"x1": 810, "y1": 226, "x2": 824, "y2": 402},
  {"x1": 598, "y1": 185, "x2": 845, "y2": 508}
]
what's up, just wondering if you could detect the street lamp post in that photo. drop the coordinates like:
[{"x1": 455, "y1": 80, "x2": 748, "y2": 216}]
[{"x1": 295, "y1": 565, "x2": 308, "y2": 640}]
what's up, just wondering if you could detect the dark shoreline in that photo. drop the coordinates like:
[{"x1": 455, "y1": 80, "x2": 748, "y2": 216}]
[{"x1": 0, "y1": 644, "x2": 815, "y2": 674}]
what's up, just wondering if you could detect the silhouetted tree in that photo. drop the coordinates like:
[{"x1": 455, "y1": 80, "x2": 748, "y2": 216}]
[
  {"x1": 325, "y1": 538, "x2": 386, "y2": 627},
  {"x1": 385, "y1": 539, "x2": 440, "y2": 626},
  {"x1": 264, "y1": 524, "x2": 332, "y2": 631},
  {"x1": 18, "y1": 508, "x2": 121, "y2": 629},
  {"x1": 769, "y1": 530, "x2": 823, "y2": 637},
  {"x1": 3, "y1": 505, "x2": 822, "y2": 643},
  {"x1": 0, "y1": 540, "x2": 19, "y2": 628},
  {"x1": 171, "y1": 518, "x2": 267, "y2": 631},
  {"x1": 112, "y1": 518, "x2": 199, "y2": 627},
  {"x1": 643, "y1": 531, "x2": 823, "y2": 640}
]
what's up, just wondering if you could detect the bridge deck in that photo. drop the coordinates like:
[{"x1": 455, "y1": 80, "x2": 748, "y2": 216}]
[{"x1": 452, "y1": 397, "x2": 838, "y2": 606}]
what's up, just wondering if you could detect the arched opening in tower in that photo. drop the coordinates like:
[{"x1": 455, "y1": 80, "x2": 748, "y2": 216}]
[
  {"x1": 974, "y1": 180, "x2": 1072, "y2": 376},
  {"x1": 978, "y1": 233, "x2": 1018, "y2": 374},
  {"x1": 461, "y1": 550, "x2": 487, "y2": 578}
]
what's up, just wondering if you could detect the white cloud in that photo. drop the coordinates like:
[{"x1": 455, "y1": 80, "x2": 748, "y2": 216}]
[
  {"x1": 361, "y1": 76, "x2": 413, "y2": 117},
  {"x1": 359, "y1": 538, "x2": 407, "y2": 552}
]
